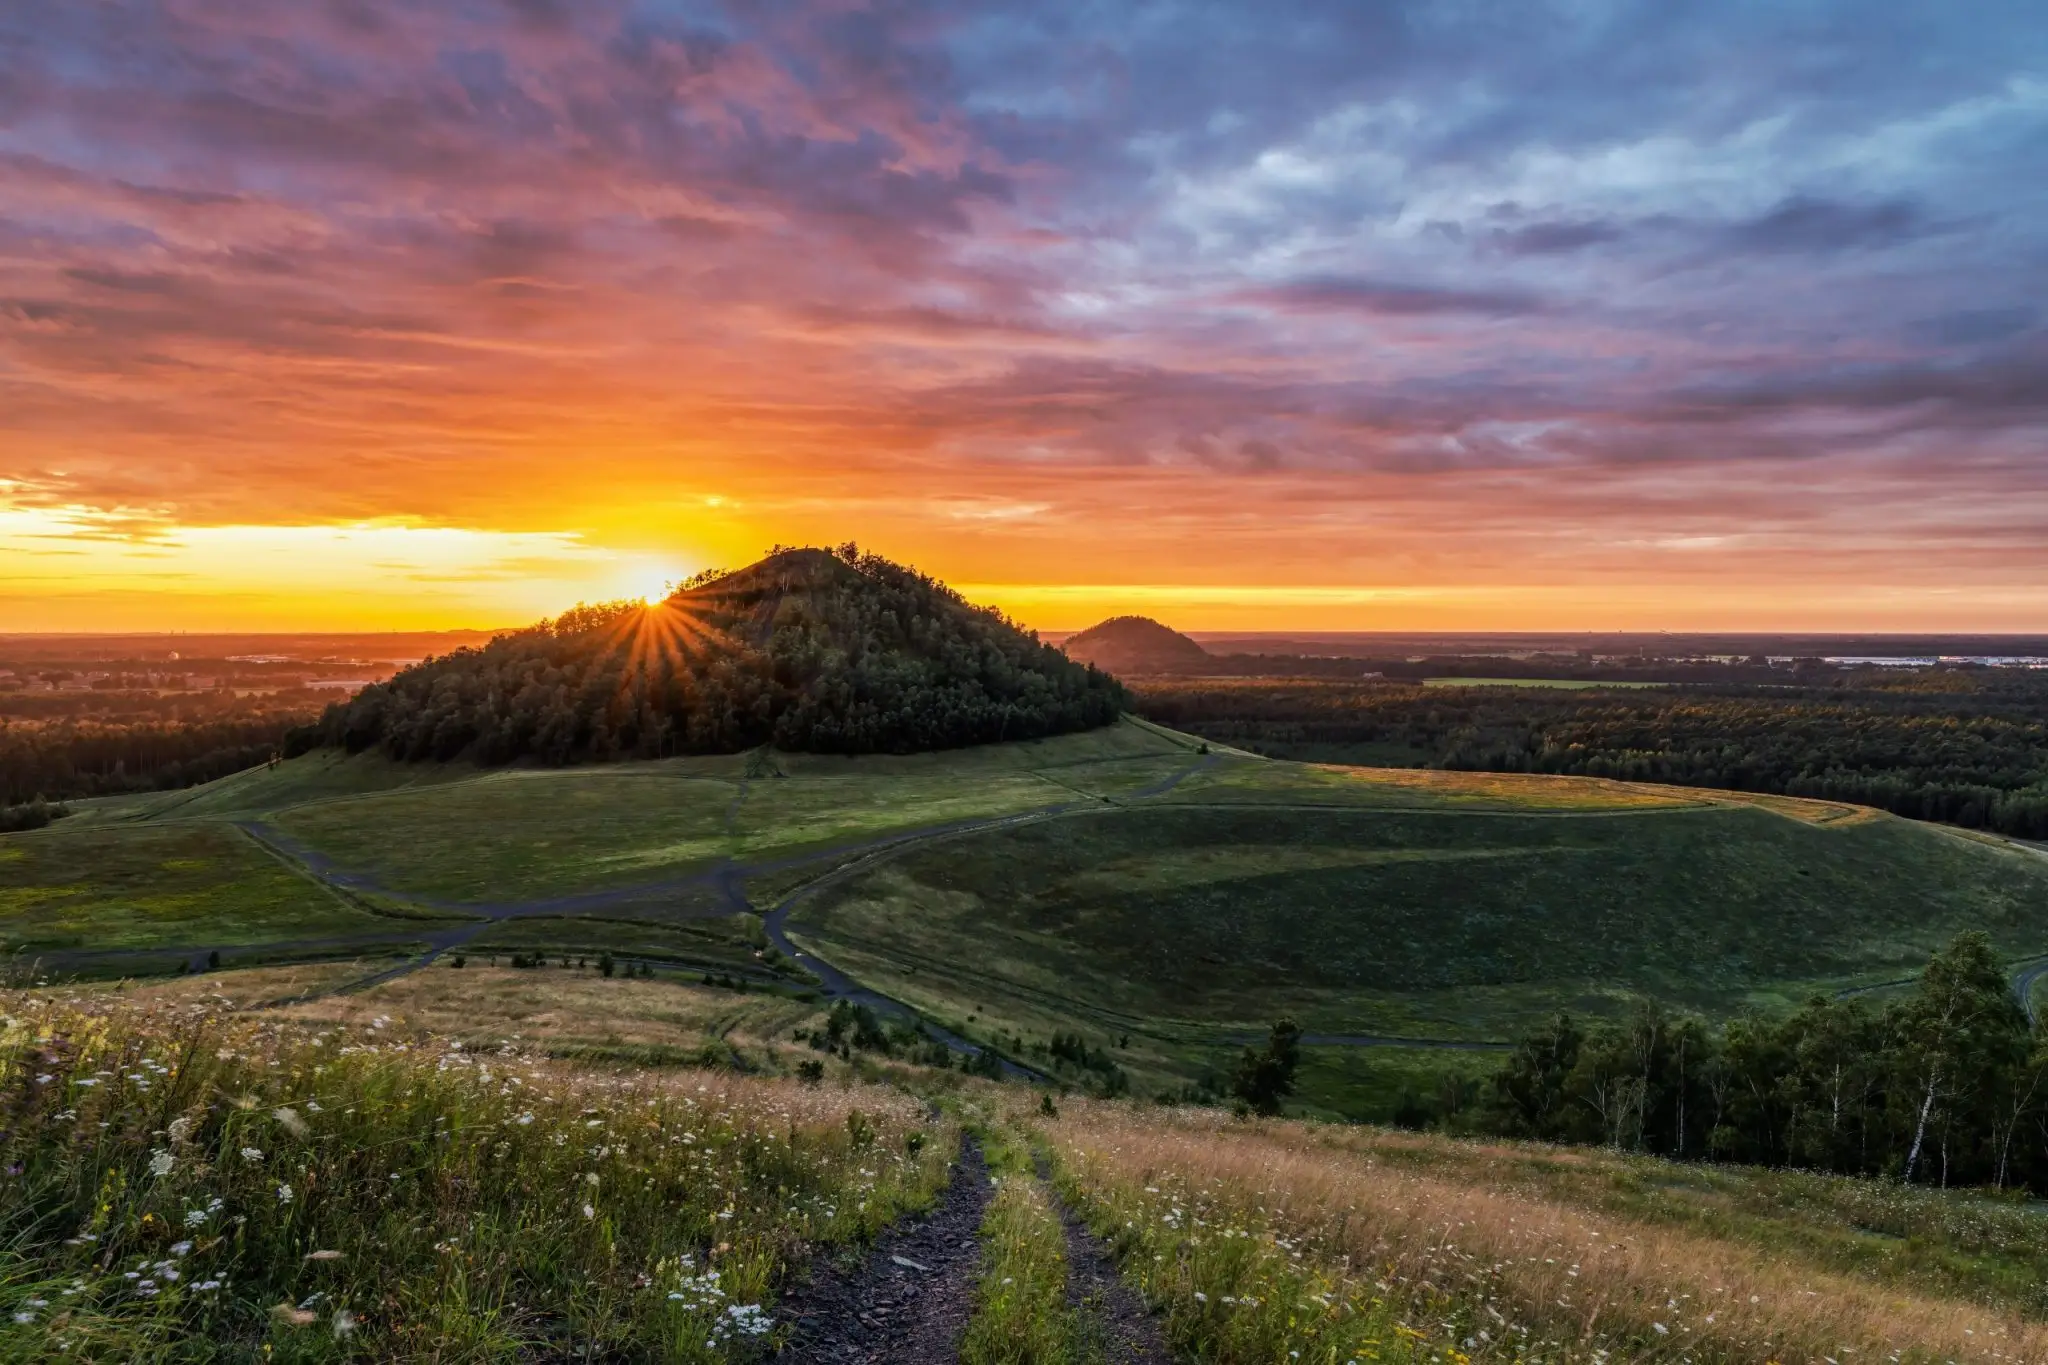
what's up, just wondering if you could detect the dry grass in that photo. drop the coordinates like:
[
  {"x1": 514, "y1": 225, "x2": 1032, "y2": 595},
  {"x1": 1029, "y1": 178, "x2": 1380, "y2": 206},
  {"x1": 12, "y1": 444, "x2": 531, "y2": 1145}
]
[
  {"x1": 0, "y1": 990, "x2": 946, "y2": 1359},
  {"x1": 265, "y1": 965, "x2": 823, "y2": 1064},
  {"x1": 62, "y1": 963, "x2": 827, "y2": 1074},
  {"x1": 1043, "y1": 1099, "x2": 2048, "y2": 1365}
]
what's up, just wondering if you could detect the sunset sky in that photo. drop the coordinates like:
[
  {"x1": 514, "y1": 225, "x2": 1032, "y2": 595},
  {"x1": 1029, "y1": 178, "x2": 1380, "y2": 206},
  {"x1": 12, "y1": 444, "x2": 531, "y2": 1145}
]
[{"x1": 3, "y1": 1, "x2": 2046, "y2": 633}]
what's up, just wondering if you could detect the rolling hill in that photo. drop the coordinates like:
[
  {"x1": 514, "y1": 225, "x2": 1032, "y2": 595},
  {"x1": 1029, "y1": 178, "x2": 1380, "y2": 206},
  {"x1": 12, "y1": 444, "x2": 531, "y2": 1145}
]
[
  {"x1": 1059, "y1": 615, "x2": 1211, "y2": 674},
  {"x1": 18, "y1": 715, "x2": 2048, "y2": 1122},
  {"x1": 297, "y1": 547, "x2": 1126, "y2": 763}
]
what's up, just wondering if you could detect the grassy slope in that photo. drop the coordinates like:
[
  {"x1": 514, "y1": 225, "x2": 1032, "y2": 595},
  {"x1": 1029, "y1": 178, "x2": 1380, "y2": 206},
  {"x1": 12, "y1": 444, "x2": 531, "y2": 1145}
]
[
  {"x1": 1034, "y1": 1094, "x2": 2048, "y2": 1365},
  {"x1": 789, "y1": 783, "x2": 2048, "y2": 1098},
  {"x1": 0, "y1": 822, "x2": 394, "y2": 952},
  {"x1": 17, "y1": 719, "x2": 2048, "y2": 1125},
  {"x1": 258, "y1": 720, "x2": 1187, "y2": 903},
  {"x1": 0, "y1": 719, "x2": 1193, "y2": 960}
]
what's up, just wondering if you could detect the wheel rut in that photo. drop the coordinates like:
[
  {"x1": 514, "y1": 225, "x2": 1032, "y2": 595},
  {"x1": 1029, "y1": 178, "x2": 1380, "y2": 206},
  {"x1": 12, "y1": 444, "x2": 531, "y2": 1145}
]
[
  {"x1": 776, "y1": 1134, "x2": 993, "y2": 1363},
  {"x1": 1036, "y1": 1155, "x2": 1172, "y2": 1365}
]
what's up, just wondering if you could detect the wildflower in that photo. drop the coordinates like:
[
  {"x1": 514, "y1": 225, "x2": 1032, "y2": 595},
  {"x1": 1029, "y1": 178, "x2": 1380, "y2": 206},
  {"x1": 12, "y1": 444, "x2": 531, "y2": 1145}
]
[
  {"x1": 582, "y1": 1203, "x2": 596, "y2": 1219},
  {"x1": 240, "y1": 1146, "x2": 265, "y2": 1164},
  {"x1": 195, "y1": 1280, "x2": 222, "y2": 1292},
  {"x1": 12, "y1": 1312, "x2": 33, "y2": 1325},
  {"x1": 167, "y1": 1116, "x2": 194, "y2": 1143},
  {"x1": 170, "y1": 1241, "x2": 193, "y2": 1256},
  {"x1": 148, "y1": 1149, "x2": 176, "y2": 1178},
  {"x1": 1654, "y1": 1324, "x2": 1669, "y2": 1335},
  {"x1": 277, "y1": 1183, "x2": 294, "y2": 1204}
]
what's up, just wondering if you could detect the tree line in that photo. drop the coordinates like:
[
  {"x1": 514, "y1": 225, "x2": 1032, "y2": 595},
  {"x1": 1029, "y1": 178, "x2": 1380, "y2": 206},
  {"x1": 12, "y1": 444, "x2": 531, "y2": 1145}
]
[
  {"x1": 299, "y1": 547, "x2": 1126, "y2": 764},
  {"x1": 0, "y1": 700, "x2": 316, "y2": 805},
  {"x1": 1136, "y1": 676, "x2": 2048, "y2": 837},
  {"x1": 1462, "y1": 933, "x2": 2048, "y2": 1190}
]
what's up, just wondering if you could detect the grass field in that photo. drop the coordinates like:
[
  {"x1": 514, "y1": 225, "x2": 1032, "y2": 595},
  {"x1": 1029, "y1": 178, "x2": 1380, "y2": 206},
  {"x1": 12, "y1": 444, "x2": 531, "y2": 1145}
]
[
  {"x1": 789, "y1": 798, "x2": 2048, "y2": 1065},
  {"x1": 1033, "y1": 1094, "x2": 2048, "y2": 1364},
  {"x1": 10, "y1": 979, "x2": 2048, "y2": 1363},
  {"x1": 14, "y1": 716, "x2": 2048, "y2": 1127},
  {"x1": 1422, "y1": 676, "x2": 1671, "y2": 689},
  {"x1": 0, "y1": 822, "x2": 394, "y2": 954}
]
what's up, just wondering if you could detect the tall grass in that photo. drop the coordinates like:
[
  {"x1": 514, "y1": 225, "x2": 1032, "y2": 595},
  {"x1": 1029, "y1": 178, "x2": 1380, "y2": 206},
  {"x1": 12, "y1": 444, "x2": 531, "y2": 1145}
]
[
  {"x1": 1040, "y1": 1099, "x2": 2048, "y2": 1365},
  {"x1": 959, "y1": 1123, "x2": 1086, "y2": 1365},
  {"x1": 0, "y1": 994, "x2": 949, "y2": 1360}
]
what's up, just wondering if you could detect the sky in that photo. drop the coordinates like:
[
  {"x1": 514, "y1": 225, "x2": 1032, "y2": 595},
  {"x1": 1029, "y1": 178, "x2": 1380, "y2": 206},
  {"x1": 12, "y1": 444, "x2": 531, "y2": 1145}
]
[{"x1": 3, "y1": 1, "x2": 2046, "y2": 633}]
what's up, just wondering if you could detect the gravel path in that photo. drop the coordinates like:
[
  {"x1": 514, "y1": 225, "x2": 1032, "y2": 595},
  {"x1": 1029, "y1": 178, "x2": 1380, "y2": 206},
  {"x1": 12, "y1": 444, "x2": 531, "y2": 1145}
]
[{"x1": 775, "y1": 1135, "x2": 994, "y2": 1363}]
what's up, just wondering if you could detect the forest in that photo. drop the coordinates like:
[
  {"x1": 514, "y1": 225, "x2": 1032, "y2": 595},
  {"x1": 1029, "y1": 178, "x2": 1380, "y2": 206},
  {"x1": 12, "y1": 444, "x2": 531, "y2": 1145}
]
[
  {"x1": 0, "y1": 691, "x2": 317, "y2": 805},
  {"x1": 1136, "y1": 674, "x2": 2048, "y2": 837},
  {"x1": 1468, "y1": 933, "x2": 2048, "y2": 1193},
  {"x1": 300, "y1": 546, "x2": 1126, "y2": 764}
]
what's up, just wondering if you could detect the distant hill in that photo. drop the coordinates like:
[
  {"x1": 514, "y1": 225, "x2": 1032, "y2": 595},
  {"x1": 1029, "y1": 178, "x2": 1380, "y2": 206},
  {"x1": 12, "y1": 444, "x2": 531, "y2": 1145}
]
[
  {"x1": 1062, "y1": 616, "x2": 1211, "y2": 675},
  {"x1": 297, "y1": 547, "x2": 1125, "y2": 762}
]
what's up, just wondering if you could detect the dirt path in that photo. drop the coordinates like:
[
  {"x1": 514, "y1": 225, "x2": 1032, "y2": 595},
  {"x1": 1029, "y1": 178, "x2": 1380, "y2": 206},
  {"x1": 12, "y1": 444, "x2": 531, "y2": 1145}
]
[
  {"x1": 1036, "y1": 1156, "x2": 1173, "y2": 1365},
  {"x1": 775, "y1": 1135, "x2": 993, "y2": 1363}
]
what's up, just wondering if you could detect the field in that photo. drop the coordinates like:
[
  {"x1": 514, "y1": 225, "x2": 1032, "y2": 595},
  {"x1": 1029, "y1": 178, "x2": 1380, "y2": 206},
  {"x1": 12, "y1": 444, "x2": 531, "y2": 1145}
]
[
  {"x1": 786, "y1": 798, "x2": 2048, "y2": 1096},
  {"x1": 1421, "y1": 677, "x2": 1670, "y2": 690},
  {"x1": 8, "y1": 982, "x2": 2048, "y2": 1364},
  {"x1": 0, "y1": 822, "x2": 401, "y2": 956},
  {"x1": 10, "y1": 716, "x2": 2048, "y2": 1121},
  {"x1": 93, "y1": 960, "x2": 832, "y2": 1074}
]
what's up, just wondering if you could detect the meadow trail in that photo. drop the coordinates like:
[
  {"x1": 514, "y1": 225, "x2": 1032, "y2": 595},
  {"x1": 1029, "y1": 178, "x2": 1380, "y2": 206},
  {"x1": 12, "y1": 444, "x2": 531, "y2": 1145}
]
[
  {"x1": 1035, "y1": 1154, "x2": 1174, "y2": 1365},
  {"x1": 776, "y1": 1134, "x2": 993, "y2": 1363}
]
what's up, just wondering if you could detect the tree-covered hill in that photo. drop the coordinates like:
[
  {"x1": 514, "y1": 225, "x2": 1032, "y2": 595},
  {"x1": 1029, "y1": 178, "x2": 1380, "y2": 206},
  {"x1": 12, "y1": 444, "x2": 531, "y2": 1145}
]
[
  {"x1": 295, "y1": 547, "x2": 1126, "y2": 763},
  {"x1": 1061, "y1": 615, "x2": 1211, "y2": 674}
]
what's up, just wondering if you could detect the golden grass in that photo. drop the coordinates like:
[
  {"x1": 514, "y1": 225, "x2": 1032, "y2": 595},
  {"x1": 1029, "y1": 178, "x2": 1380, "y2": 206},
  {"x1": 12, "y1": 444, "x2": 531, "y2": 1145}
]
[
  {"x1": 269, "y1": 965, "x2": 824, "y2": 1064},
  {"x1": 55, "y1": 963, "x2": 827, "y2": 1073},
  {"x1": 1045, "y1": 1100, "x2": 2048, "y2": 1364}
]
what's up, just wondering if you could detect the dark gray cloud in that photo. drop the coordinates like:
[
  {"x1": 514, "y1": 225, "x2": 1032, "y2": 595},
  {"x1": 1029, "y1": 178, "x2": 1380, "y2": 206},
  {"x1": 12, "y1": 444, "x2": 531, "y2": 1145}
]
[
  {"x1": 1236, "y1": 277, "x2": 1545, "y2": 318},
  {"x1": 1488, "y1": 218, "x2": 1629, "y2": 256},
  {"x1": 1718, "y1": 195, "x2": 1935, "y2": 255}
]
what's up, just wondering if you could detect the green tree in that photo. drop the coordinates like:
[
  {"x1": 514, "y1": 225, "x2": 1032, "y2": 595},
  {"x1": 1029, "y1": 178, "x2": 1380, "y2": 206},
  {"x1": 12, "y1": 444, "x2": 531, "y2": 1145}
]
[
  {"x1": 1232, "y1": 1019, "x2": 1303, "y2": 1117},
  {"x1": 1484, "y1": 1012, "x2": 1583, "y2": 1139},
  {"x1": 1889, "y1": 931, "x2": 2030, "y2": 1184}
]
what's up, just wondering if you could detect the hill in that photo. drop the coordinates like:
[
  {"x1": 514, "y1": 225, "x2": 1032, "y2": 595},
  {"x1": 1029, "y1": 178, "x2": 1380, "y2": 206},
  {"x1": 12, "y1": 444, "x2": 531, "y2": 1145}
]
[
  {"x1": 297, "y1": 547, "x2": 1125, "y2": 763},
  {"x1": 1060, "y1": 615, "x2": 1210, "y2": 674},
  {"x1": 25, "y1": 719, "x2": 2048, "y2": 1123}
]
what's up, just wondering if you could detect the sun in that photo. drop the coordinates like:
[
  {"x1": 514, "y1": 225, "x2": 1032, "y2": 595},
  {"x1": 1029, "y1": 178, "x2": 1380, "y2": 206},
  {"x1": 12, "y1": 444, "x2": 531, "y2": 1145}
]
[{"x1": 615, "y1": 562, "x2": 679, "y2": 605}]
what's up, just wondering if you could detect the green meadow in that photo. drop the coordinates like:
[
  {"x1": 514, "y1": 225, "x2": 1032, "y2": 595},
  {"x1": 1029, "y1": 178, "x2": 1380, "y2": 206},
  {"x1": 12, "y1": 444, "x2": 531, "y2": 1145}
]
[
  {"x1": 10, "y1": 716, "x2": 2048, "y2": 1117},
  {"x1": 784, "y1": 796, "x2": 2048, "y2": 1098},
  {"x1": 0, "y1": 823, "x2": 391, "y2": 953},
  {"x1": 1421, "y1": 676, "x2": 1672, "y2": 689}
]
